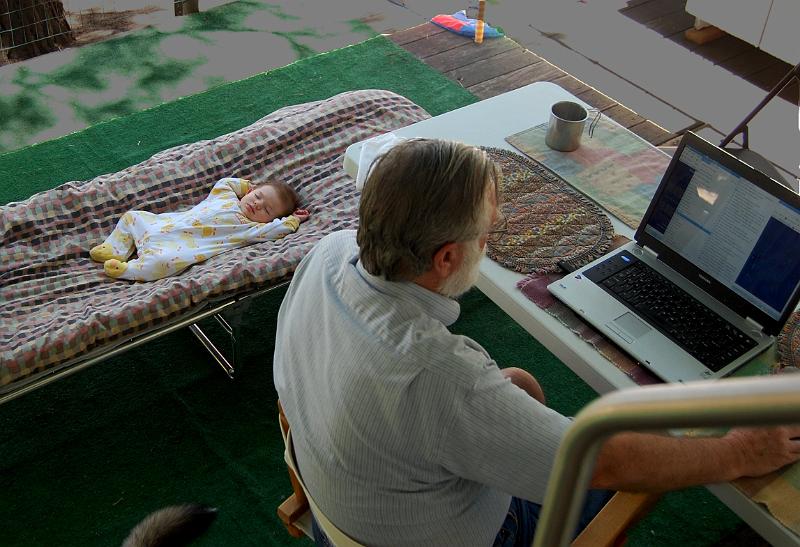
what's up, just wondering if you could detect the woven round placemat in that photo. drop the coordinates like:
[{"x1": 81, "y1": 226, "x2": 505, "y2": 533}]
[
  {"x1": 484, "y1": 147, "x2": 614, "y2": 274},
  {"x1": 777, "y1": 310, "x2": 800, "y2": 369}
]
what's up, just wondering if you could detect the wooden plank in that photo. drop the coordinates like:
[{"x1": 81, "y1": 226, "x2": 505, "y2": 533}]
[
  {"x1": 749, "y1": 61, "x2": 798, "y2": 104},
  {"x1": 601, "y1": 103, "x2": 647, "y2": 129},
  {"x1": 719, "y1": 47, "x2": 780, "y2": 77},
  {"x1": 523, "y1": 50, "x2": 547, "y2": 64},
  {"x1": 388, "y1": 23, "x2": 445, "y2": 46},
  {"x1": 445, "y1": 47, "x2": 538, "y2": 89},
  {"x1": 621, "y1": 0, "x2": 657, "y2": 9},
  {"x1": 425, "y1": 37, "x2": 520, "y2": 74},
  {"x1": 575, "y1": 87, "x2": 618, "y2": 111},
  {"x1": 779, "y1": 79, "x2": 799, "y2": 105},
  {"x1": 467, "y1": 60, "x2": 566, "y2": 100},
  {"x1": 522, "y1": 59, "x2": 569, "y2": 82},
  {"x1": 692, "y1": 34, "x2": 751, "y2": 64},
  {"x1": 402, "y1": 29, "x2": 472, "y2": 59},
  {"x1": 658, "y1": 134, "x2": 683, "y2": 148},
  {"x1": 621, "y1": 0, "x2": 688, "y2": 25},
  {"x1": 550, "y1": 74, "x2": 592, "y2": 97},
  {"x1": 647, "y1": 10, "x2": 695, "y2": 36},
  {"x1": 666, "y1": 26, "x2": 701, "y2": 50},
  {"x1": 628, "y1": 119, "x2": 675, "y2": 145},
  {"x1": 573, "y1": 492, "x2": 661, "y2": 547}
]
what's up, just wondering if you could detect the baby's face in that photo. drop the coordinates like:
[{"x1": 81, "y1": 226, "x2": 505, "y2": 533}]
[{"x1": 240, "y1": 185, "x2": 290, "y2": 223}]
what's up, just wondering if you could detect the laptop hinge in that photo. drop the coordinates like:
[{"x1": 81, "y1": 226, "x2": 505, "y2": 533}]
[
  {"x1": 744, "y1": 316, "x2": 765, "y2": 333},
  {"x1": 641, "y1": 245, "x2": 658, "y2": 259}
]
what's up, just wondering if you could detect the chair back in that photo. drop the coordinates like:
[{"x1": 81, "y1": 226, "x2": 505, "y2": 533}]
[{"x1": 280, "y1": 416, "x2": 365, "y2": 547}]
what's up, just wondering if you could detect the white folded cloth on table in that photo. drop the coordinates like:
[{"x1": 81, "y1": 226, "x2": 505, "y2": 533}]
[{"x1": 355, "y1": 133, "x2": 406, "y2": 191}]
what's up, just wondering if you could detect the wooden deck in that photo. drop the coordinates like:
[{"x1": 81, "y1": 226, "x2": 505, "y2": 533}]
[
  {"x1": 620, "y1": 0, "x2": 797, "y2": 105},
  {"x1": 390, "y1": 0, "x2": 797, "y2": 157},
  {"x1": 391, "y1": 23, "x2": 680, "y2": 147}
]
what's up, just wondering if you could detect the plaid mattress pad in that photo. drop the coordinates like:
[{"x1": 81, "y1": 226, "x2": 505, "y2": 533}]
[{"x1": 0, "y1": 89, "x2": 430, "y2": 389}]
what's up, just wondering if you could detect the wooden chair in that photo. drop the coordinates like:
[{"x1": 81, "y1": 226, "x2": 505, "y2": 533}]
[
  {"x1": 276, "y1": 401, "x2": 660, "y2": 547},
  {"x1": 571, "y1": 492, "x2": 660, "y2": 547},
  {"x1": 277, "y1": 402, "x2": 364, "y2": 546},
  {"x1": 277, "y1": 401, "x2": 311, "y2": 539}
]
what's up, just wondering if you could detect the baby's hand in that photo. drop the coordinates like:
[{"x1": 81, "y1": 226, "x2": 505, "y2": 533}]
[{"x1": 294, "y1": 209, "x2": 310, "y2": 223}]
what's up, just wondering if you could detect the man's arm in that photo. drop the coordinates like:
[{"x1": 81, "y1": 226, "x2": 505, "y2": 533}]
[{"x1": 591, "y1": 426, "x2": 800, "y2": 491}]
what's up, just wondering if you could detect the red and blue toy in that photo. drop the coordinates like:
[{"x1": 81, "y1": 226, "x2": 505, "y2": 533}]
[{"x1": 431, "y1": 10, "x2": 503, "y2": 39}]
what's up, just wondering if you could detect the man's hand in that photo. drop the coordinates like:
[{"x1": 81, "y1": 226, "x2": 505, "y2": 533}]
[
  {"x1": 293, "y1": 209, "x2": 310, "y2": 223},
  {"x1": 725, "y1": 425, "x2": 800, "y2": 478}
]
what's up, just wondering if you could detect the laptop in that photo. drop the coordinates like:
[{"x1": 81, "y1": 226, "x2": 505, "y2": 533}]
[{"x1": 548, "y1": 132, "x2": 800, "y2": 383}]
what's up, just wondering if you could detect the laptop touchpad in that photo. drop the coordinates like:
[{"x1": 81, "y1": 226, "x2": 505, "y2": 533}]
[{"x1": 613, "y1": 312, "x2": 651, "y2": 340}]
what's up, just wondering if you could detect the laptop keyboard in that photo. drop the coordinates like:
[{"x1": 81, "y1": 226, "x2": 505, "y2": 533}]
[{"x1": 585, "y1": 253, "x2": 758, "y2": 372}]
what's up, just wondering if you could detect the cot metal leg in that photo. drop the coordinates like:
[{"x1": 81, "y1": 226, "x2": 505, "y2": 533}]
[
  {"x1": 214, "y1": 314, "x2": 238, "y2": 371},
  {"x1": 188, "y1": 309, "x2": 245, "y2": 379},
  {"x1": 189, "y1": 323, "x2": 236, "y2": 379},
  {"x1": 188, "y1": 287, "x2": 262, "y2": 379}
]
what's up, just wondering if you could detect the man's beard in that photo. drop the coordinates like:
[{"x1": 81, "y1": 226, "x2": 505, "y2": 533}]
[{"x1": 439, "y1": 240, "x2": 485, "y2": 299}]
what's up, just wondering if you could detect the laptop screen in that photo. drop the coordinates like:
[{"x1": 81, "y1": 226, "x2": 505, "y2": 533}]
[{"x1": 639, "y1": 135, "x2": 800, "y2": 329}]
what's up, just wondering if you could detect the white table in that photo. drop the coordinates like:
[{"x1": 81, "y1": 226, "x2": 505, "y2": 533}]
[{"x1": 343, "y1": 82, "x2": 798, "y2": 546}]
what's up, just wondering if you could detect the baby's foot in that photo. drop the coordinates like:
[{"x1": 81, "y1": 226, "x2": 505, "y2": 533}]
[
  {"x1": 104, "y1": 259, "x2": 128, "y2": 278},
  {"x1": 90, "y1": 243, "x2": 123, "y2": 263}
]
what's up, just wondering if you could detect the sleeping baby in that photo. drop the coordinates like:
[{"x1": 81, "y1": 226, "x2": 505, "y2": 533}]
[{"x1": 90, "y1": 177, "x2": 309, "y2": 281}]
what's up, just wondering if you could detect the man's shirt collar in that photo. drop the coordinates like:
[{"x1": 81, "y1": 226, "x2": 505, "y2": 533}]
[{"x1": 355, "y1": 260, "x2": 460, "y2": 326}]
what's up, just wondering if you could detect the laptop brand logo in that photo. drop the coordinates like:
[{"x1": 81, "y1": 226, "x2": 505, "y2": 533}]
[{"x1": 697, "y1": 273, "x2": 712, "y2": 284}]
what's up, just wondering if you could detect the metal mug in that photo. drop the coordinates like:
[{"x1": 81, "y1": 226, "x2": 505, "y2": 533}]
[{"x1": 545, "y1": 101, "x2": 592, "y2": 152}]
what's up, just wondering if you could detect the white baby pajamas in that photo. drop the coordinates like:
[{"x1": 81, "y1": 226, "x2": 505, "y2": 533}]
[{"x1": 95, "y1": 178, "x2": 299, "y2": 281}]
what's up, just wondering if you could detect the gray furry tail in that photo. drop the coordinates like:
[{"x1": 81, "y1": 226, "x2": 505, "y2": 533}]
[{"x1": 122, "y1": 504, "x2": 218, "y2": 547}]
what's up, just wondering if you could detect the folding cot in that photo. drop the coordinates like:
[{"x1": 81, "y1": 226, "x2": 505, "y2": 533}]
[{"x1": 0, "y1": 89, "x2": 429, "y2": 404}]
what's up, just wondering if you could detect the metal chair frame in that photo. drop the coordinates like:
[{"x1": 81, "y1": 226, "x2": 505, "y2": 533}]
[
  {"x1": 720, "y1": 62, "x2": 799, "y2": 151},
  {"x1": 533, "y1": 374, "x2": 800, "y2": 547}
]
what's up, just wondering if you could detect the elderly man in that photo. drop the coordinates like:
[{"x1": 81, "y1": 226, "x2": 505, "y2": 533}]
[{"x1": 273, "y1": 139, "x2": 800, "y2": 546}]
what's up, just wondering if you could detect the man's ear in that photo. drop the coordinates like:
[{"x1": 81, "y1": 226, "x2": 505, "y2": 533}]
[{"x1": 431, "y1": 242, "x2": 463, "y2": 279}]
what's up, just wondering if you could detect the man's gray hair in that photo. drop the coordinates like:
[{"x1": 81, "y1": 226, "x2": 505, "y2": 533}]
[{"x1": 357, "y1": 138, "x2": 500, "y2": 281}]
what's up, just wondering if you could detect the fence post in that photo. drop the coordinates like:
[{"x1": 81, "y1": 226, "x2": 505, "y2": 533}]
[{"x1": 174, "y1": 0, "x2": 199, "y2": 16}]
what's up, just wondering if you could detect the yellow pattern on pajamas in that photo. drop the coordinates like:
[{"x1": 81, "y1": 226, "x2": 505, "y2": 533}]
[{"x1": 96, "y1": 178, "x2": 299, "y2": 281}]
